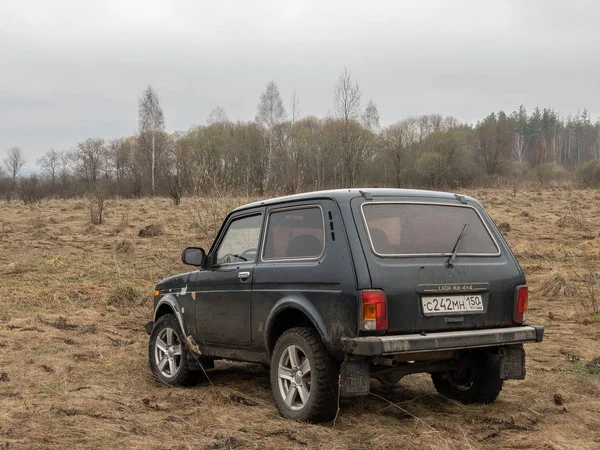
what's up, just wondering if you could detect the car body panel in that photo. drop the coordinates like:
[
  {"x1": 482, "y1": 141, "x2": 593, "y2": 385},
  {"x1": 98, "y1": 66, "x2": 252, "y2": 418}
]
[{"x1": 151, "y1": 189, "x2": 541, "y2": 364}]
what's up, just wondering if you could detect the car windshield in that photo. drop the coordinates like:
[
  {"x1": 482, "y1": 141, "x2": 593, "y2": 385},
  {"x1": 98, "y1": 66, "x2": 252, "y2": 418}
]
[{"x1": 361, "y1": 203, "x2": 499, "y2": 256}]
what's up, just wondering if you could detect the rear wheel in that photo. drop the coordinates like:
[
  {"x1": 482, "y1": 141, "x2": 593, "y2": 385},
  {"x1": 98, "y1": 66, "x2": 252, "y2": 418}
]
[
  {"x1": 149, "y1": 314, "x2": 200, "y2": 386},
  {"x1": 431, "y1": 351, "x2": 503, "y2": 404},
  {"x1": 270, "y1": 327, "x2": 339, "y2": 422}
]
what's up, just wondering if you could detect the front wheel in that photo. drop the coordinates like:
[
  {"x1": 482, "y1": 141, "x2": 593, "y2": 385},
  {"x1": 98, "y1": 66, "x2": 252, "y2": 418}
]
[
  {"x1": 149, "y1": 314, "x2": 200, "y2": 386},
  {"x1": 270, "y1": 327, "x2": 339, "y2": 422},
  {"x1": 431, "y1": 351, "x2": 503, "y2": 404}
]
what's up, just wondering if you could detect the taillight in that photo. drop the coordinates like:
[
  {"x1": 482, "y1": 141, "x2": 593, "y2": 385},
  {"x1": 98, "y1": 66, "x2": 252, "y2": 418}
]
[
  {"x1": 514, "y1": 285, "x2": 528, "y2": 323},
  {"x1": 361, "y1": 290, "x2": 388, "y2": 331}
]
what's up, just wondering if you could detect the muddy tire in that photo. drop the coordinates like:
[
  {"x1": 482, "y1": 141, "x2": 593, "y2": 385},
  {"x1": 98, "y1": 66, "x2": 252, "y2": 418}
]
[
  {"x1": 270, "y1": 327, "x2": 339, "y2": 422},
  {"x1": 431, "y1": 351, "x2": 503, "y2": 404},
  {"x1": 149, "y1": 314, "x2": 200, "y2": 386}
]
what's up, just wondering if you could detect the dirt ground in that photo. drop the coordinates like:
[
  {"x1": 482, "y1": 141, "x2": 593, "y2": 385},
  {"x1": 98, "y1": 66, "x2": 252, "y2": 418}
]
[{"x1": 1, "y1": 188, "x2": 599, "y2": 449}]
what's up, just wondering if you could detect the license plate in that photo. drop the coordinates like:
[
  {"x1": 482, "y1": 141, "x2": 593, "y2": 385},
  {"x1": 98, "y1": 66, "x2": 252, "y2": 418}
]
[{"x1": 421, "y1": 295, "x2": 483, "y2": 316}]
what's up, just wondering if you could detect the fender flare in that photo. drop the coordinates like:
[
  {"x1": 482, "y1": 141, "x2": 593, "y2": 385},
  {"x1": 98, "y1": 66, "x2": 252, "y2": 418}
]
[
  {"x1": 154, "y1": 295, "x2": 202, "y2": 356},
  {"x1": 264, "y1": 295, "x2": 329, "y2": 354},
  {"x1": 154, "y1": 295, "x2": 183, "y2": 324}
]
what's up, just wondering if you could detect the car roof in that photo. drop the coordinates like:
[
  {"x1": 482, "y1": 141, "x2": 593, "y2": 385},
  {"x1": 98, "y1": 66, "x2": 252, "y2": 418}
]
[{"x1": 233, "y1": 188, "x2": 470, "y2": 212}]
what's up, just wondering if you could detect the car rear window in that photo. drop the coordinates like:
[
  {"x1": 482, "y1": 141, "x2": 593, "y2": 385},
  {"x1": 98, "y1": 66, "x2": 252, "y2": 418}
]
[
  {"x1": 361, "y1": 203, "x2": 499, "y2": 256},
  {"x1": 263, "y1": 206, "x2": 325, "y2": 260}
]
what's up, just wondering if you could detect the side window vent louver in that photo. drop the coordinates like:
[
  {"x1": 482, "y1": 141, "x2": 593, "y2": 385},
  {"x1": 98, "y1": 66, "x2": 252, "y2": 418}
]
[{"x1": 328, "y1": 211, "x2": 335, "y2": 241}]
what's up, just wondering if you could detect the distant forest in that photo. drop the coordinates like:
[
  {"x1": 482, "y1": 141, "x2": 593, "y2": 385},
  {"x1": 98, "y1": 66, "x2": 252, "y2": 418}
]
[{"x1": 2, "y1": 69, "x2": 600, "y2": 203}]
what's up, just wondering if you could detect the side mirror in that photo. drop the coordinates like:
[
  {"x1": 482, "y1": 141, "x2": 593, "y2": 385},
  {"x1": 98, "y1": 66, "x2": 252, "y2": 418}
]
[{"x1": 181, "y1": 247, "x2": 206, "y2": 267}]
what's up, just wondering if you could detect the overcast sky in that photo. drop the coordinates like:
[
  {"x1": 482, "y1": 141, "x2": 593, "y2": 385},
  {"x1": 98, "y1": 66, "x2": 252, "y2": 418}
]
[{"x1": 2, "y1": 0, "x2": 600, "y2": 170}]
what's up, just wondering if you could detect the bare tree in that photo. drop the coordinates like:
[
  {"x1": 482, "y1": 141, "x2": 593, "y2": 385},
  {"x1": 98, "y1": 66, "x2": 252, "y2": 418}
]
[
  {"x1": 163, "y1": 132, "x2": 195, "y2": 205},
  {"x1": 381, "y1": 122, "x2": 407, "y2": 187},
  {"x1": 138, "y1": 86, "x2": 165, "y2": 195},
  {"x1": 37, "y1": 149, "x2": 60, "y2": 185},
  {"x1": 207, "y1": 106, "x2": 228, "y2": 125},
  {"x1": 362, "y1": 99, "x2": 380, "y2": 131},
  {"x1": 256, "y1": 81, "x2": 287, "y2": 134},
  {"x1": 4, "y1": 147, "x2": 26, "y2": 181},
  {"x1": 420, "y1": 130, "x2": 469, "y2": 189},
  {"x1": 74, "y1": 138, "x2": 105, "y2": 183},
  {"x1": 472, "y1": 118, "x2": 514, "y2": 175},
  {"x1": 291, "y1": 89, "x2": 301, "y2": 128},
  {"x1": 255, "y1": 81, "x2": 287, "y2": 193},
  {"x1": 513, "y1": 132, "x2": 527, "y2": 163},
  {"x1": 107, "y1": 138, "x2": 130, "y2": 180},
  {"x1": 19, "y1": 175, "x2": 40, "y2": 205},
  {"x1": 334, "y1": 68, "x2": 361, "y2": 122},
  {"x1": 330, "y1": 69, "x2": 368, "y2": 186},
  {"x1": 58, "y1": 151, "x2": 71, "y2": 187}
]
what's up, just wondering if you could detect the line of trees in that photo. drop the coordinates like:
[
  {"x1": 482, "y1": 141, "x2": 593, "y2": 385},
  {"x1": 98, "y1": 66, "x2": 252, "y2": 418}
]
[{"x1": 3, "y1": 69, "x2": 600, "y2": 203}]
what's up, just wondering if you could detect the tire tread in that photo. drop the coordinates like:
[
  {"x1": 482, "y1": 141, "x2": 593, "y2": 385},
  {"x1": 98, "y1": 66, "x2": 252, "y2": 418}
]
[{"x1": 271, "y1": 327, "x2": 339, "y2": 422}]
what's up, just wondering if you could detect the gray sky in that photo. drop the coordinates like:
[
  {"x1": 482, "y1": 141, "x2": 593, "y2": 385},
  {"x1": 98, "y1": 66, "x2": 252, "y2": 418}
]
[{"x1": 2, "y1": 0, "x2": 599, "y2": 170}]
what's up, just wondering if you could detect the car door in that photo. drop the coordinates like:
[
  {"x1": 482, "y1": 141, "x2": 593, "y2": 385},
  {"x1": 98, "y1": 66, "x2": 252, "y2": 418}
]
[
  {"x1": 251, "y1": 200, "x2": 359, "y2": 352},
  {"x1": 192, "y1": 209, "x2": 264, "y2": 347}
]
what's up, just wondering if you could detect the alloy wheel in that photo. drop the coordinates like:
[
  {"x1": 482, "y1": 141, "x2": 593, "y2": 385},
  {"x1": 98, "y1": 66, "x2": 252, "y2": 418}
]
[
  {"x1": 277, "y1": 344, "x2": 312, "y2": 410},
  {"x1": 154, "y1": 327, "x2": 183, "y2": 379}
]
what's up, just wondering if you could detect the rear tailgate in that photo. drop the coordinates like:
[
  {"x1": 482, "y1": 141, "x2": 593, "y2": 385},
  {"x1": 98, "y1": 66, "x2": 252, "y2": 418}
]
[{"x1": 351, "y1": 195, "x2": 524, "y2": 334}]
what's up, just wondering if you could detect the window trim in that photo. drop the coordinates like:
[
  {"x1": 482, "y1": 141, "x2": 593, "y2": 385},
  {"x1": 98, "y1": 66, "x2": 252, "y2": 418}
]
[
  {"x1": 360, "y1": 201, "x2": 501, "y2": 258},
  {"x1": 260, "y1": 204, "x2": 326, "y2": 262},
  {"x1": 214, "y1": 211, "x2": 264, "y2": 266}
]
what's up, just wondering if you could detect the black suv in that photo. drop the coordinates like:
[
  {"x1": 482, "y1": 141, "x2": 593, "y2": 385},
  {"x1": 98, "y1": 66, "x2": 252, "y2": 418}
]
[{"x1": 146, "y1": 189, "x2": 543, "y2": 422}]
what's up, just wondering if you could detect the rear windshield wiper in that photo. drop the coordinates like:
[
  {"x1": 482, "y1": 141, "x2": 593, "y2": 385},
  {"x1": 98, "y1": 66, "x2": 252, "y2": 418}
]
[{"x1": 446, "y1": 224, "x2": 469, "y2": 268}]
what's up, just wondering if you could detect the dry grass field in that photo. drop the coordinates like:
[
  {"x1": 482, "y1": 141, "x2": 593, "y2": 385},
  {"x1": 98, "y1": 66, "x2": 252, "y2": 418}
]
[{"x1": 1, "y1": 188, "x2": 600, "y2": 449}]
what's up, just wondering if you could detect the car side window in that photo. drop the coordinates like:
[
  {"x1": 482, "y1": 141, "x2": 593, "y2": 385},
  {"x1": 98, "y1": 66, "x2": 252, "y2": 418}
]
[
  {"x1": 263, "y1": 205, "x2": 325, "y2": 260},
  {"x1": 215, "y1": 214, "x2": 262, "y2": 265}
]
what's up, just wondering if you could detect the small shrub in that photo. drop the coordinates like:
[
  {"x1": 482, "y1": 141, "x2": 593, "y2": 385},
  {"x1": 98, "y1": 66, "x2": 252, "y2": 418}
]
[
  {"x1": 576, "y1": 161, "x2": 600, "y2": 188},
  {"x1": 90, "y1": 183, "x2": 108, "y2": 225},
  {"x1": 138, "y1": 223, "x2": 163, "y2": 238},
  {"x1": 567, "y1": 265, "x2": 599, "y2": 315},
  {"x1": 532, "y1": 163, "x2": 569, "y2": 186},
  {"x1": 106, "y1": 283, "x2": 147, "y2": 307},
  {"x1": 19, "y1": 175, "x2": 41, "y2": 205},
  {"x1": 538, "y1": 270, "x2": 579, "y2": 298},
  {"x1": 556, "y1": 206, "x2": 590, "y2": 231}
]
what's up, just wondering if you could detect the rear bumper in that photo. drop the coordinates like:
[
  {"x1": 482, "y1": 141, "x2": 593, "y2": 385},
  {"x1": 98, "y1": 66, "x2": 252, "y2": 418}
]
[{"x1": 341, "y1": 325, "x2": 544, "y2": 357}]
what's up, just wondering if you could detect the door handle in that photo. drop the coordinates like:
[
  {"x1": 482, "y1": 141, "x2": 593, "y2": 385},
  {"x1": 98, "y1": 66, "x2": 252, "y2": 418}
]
[{"x1": 238, "y1": 271, "x2": 250, "y2": 280}]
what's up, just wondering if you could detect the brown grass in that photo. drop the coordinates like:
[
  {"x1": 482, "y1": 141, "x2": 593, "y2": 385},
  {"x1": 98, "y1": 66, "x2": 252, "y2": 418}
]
[{"x1": 1, "y1": 190, "x2": 599, "y2": 449}]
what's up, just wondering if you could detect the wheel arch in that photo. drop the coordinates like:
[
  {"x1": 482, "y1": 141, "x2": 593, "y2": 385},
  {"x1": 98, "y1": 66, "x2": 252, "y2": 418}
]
[
  {"x1": 153, "y1": 294, "x2": 203, "y2": 356},
  {"x1": 265, "y1": 296, "x2": 329, "y2": 356},
  {"x1": 154, "y1": 295, "x2": 182, "y2": 319}
]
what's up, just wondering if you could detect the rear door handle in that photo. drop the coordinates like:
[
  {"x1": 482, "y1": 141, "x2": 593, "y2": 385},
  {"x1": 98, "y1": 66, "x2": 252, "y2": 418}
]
[{"x1": 238, "y1": 271, "x2": 250, "y2": 280}]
